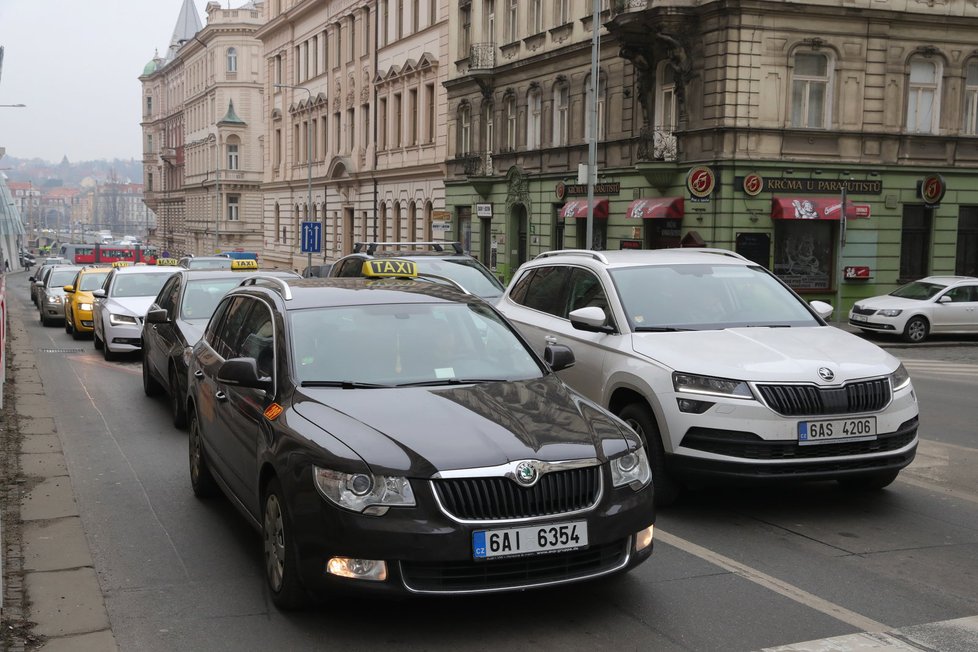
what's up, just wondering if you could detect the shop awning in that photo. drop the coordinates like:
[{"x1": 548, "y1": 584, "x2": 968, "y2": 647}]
[
  {"x1": 771, "y1": 197, "x2": 871, "y2": 220},
  {"x1": 625, "y1": 197, "x2": 684, "y2": 219},
  {"x1": 560, "y1": 198, "x2": 609, "y2": 220}
]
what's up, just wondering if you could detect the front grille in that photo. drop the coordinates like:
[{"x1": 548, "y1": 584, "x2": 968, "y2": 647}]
[
  {"x1": 431, "y1": 466, "x2": 601, "y2": 521},
  {"x1": 400, "y1": 539, "x2": 628, "y2": 593},
  {"x1": 757, "y1": 379, "x2": 890, "y2": 416},
  {"x1": 851, "y1": 306, "x2": 877, "y2": 316}
]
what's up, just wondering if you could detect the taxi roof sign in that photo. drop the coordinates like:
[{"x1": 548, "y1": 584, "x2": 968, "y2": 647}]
[
  {"x1": 231, "y1": 259, "x2": 259, "y2": 270},
  {"x1": 362, "y1": 259, "x2": 418, "y2": 277},
  {"x1": 156, "y1": 257, "x2": 180, "y2": 266},
  {"x1": 112, "y1": 261, "x2": 133, "y2": 268}
]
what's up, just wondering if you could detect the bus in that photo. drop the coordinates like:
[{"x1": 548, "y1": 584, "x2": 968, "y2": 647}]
[{"x1": 59, "y1": 243, "x2": 159, "y2": 265}]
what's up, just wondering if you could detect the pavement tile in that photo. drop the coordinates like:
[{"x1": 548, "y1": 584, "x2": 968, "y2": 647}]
[
  {"x1": 19, "y1": 452, "x2": 68, "y2": 478},
  {"x1": 14, "y1": 395, "x2": 50, "y2": 412},
  {"x1": 20, "y1": 476, "x2": 79, "y2": 521},
  {"x1": 23, "y1": 518, "x2": 94, "y2": 572},
  {"x1": 24, "y1": 568, "x2": 111, "y2": 638},
  {"x1": 37, "y1": 630, "x2": 118, "y2": 652},
  {"x1": 21, "y1": 434, "x2": 63, "y2": 455},
  {"x1": 19, "y1": 416, "x2": 58, "y2": 435}
]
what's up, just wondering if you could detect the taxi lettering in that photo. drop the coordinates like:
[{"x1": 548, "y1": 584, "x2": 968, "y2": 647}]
[{"x1": 363, "y1": 259, "x2": 418, "y2": 277}]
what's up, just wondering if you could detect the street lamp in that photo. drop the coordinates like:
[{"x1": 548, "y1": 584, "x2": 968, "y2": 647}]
[{"x1": 273, "y1": 83, "x2": 313, "y2": 272}]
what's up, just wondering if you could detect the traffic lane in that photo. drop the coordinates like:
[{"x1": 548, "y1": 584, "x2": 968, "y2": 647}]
[
  {"x1": 901, "y1": 366, "x2": 978, "y2": 450},
  {"x1": 663, "y1": 480, "x2": 978, "y2": 630}
]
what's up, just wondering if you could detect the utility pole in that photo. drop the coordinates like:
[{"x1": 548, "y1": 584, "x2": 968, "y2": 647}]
[{"x1": 585, "y1": 0, "x2": 601, "y2": 250}]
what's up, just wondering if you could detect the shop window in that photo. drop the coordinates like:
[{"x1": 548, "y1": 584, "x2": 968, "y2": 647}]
[
  {"x1": 790, "y1": 52, "x2": 830, "y2": 128},
  {"x1": 457, "y1": 206, "x2": 473, "y2": 254},
  {"x1": 907, "y1": 56, "x2": 942, "y2": 134},
  {"x1": 773, "y1": 220, "x2": 834, "y2": 291},
  {"x1": 956, "y1": 206, "x2": 978, "y2": 276},
  {"x1": 575, "y1": 218, "x2": 606, "y2": 251},
  {"x1": 644, "y1": 219, "x2": 682, "y2": 250},
  {"x1": 900, "y1": 205, "x2": 932, "y2": 281}
]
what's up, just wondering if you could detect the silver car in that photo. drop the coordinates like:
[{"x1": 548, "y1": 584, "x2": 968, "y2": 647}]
[
  {"x1": 92, "y1": 265, "x2": 177, "y2": 361},
  {"x1": 37, "y1": 265, "x2": 82, "y2": 326}
]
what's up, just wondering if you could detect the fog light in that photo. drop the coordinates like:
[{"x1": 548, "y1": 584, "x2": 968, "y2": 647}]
[
  {"x1": 326, "y1": 557, "x2": 388, "y2": 582},
  {"x1": 634, "y1": 525, "x2": 655, "y2": 552},
  {"x1": 677, "y1": 398, "x2": 714, "y2": 414}
]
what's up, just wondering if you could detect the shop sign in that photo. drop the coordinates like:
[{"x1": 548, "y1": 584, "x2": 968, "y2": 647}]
[
  {"x1": 735, "y1": 177, "x2": 883, "y2": 195},
  {"x1": 620, "y1": 240, "x2": 642, "y2": 250},
  {"x1": 556, "y1": 181, "x2": 621, "y2": 199},
  {"x1": 844, "y1": 266, "x2": 872, "y2": 280},
  {"x1": 687, "y1": 166, "x2": 716, "y2": 202},
  {"x1": 743, "y1": 173, "x2": 764, "y2": 197},
  {"x1": 476, "y1": 203, "x2": 493, "y2": 218},
  {"x1": 918, "y1": 174, "x2": 946, "y2": 206}
]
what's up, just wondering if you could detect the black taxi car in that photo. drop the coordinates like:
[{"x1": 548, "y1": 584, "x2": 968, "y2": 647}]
[
  {"x1": 186, "y1": 263, "x2": 655, "y2": 609},
  {"x1": 141, "y1": 265, "x2": 299, "y2": 428}
]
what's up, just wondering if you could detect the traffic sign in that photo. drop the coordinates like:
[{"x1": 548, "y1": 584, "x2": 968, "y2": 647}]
[{"x1": 301, "y1": 221, "x2": 322, "y2": 253}]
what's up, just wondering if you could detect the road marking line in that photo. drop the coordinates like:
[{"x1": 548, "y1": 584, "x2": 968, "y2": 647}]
[
  {"x1": 655, "y1": 529, "x2": 888, "y2": 633},
  {"x1": 896, "y1": 475, "x2": 978, "y2": 506}
]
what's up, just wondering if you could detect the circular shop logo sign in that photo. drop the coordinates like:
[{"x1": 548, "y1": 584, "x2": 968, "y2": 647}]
[
  {"x1": 921, "y1": 174, "x2": 946, "y2": 205},
  {"x1": 743, "y1": 173, "x2": 764, "y2": 197},
  {"x1": 687, "y1": 166, "x2": 716, "y2": 199},
  {"x1": 555, "y1": 181, "x2": 567, "y2": 201}
]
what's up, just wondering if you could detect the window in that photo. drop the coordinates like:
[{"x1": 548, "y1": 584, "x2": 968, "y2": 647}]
[
  {"x1": 322, "y1": 116, "x2": 329, "y2": 155},
  {"x1": 791, "y1": 52, "x2": 829, "y2": 128},
  {"x1": 147, "y1": 134, "x2": 153, "y2": 153},
  {"x1": 531, "y1": 0, "x2": 543, "y2": 33},
  {"x1": 907, "y1": 56, "x2": 941, "y2": 134},
  {"x1": 429, "y1": 0, "x2": 437, "y2": 25},
  {"x1": 227, "y1": 195, "x2": 240, "y2": 221},
  {"x1": 964, "y1": 61, "x2": 978, "y2": 136},
  {"x1": 409, "y1": 88, "x2": 418, "y2": 145},
  {"x1": 575, "y1": 216, "x2": 606, "y2": 251},
  {"x1": 458, "y1": 104, "x2": 472, "y2": 155},
  {"x1": 309, "y1": 120, "x2": 318, "y2": 160},
  {"x1": 393, "y1": 93, "x2": 402, "y2": 147},
  {"x1": 333, "y1": 113, "x2": 341, "y2": 153},
  {"x1": 398, "y1": 0, "x2": 404, "y2": 38},
  {"x1": 900, "y1": 205, "x2": 932, "y2": 280},
  {"x1": 274, "y1": 128, "x2": 282, "y2": 167},
  {"x1": 382, "y1": 0, "x2": 389, "y2": 45},
  {"x1": 426, "y1": 83, "x2": 436, "y2": 144},
  {"x1": 774, "y1": 221, "x2": 834, "y2": 291},
  {"x1": 379, "y1": 97, "x2": 388, "y2": 149},
  {"x1": 656, "y1": 62, "x2": 677, "y2": 131},
  {"x1": 957, "y1": 207, "x2": 978, "y2": 276},
  {"x1": 585, "y1": 74, "x2": 606, "y2": 140},
  {"x1": 412, "y1": 0, "x2": 419, "y2": 34},
  {"x1": 362, "y1": 103, "x2": 370, "y2": 152},
  {"x1": 505, "y1": 96, "x2": 517, "y2": 150},
  {"x1": 275, "y1": 54, "x2": 283, "y2": 84},
  {"x1": 483, "y1": 102, "x2": 494, "y2": 154},
  {"x1": 227, "y1": 143, "x2": 239, "y2": 170},
  {"x1": 507, "y1": 0, "x2": 518, "y2": 42},
  {"x1": 145, "y1": 96, "x2": 153, "y2": 115},
  {"x1": 227, "y1": 47, "x2": 237, "y2": 73},
  {"x1": 274, "y1": 204, "x2": 281, "y2": 242},
  {"x1": 347, "y1": 108, "x2": 355, "y2": 151},
  {"x1": 555, "y1": 0, "x2": 569, "y2": 25},
  {"x1": 509, "y1": 266, "x2": 571, "y2": 317},
  {"x1": 485, "y1": 0, "x2": 495, "y2": 40},
  {"x1": 527, "y1": 88, "x2": 542, "y2": 149},
  {"x1": 147, "y1": 172, "x2": 154, "y2": 192},
  {"x1": 311, "y1": 37, "x2": 318, "y2": 77},
  {"x1": 553, "y1": 83, "x2": 569, "y2": 146},
  {"x1": 460, "y1": 6, "x2": 471, "y2": 58}
]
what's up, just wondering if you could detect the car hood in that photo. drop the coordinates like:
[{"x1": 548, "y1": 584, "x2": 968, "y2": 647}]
[
  {"x1": 630, "y1": 326, "x2": 898, "y2": 383},
  {"x1": 853, "y1": 295, "x2": 929, "y2": 310},
  {"x1": 291, "y1": 375, "x2": 632, "y2": 477},
  {"x1": 176, "y1": 319, "x2": 207, "y2": 345},
  {"x1": 105, "y1": 296, "x2": 156, "y2": 316}
]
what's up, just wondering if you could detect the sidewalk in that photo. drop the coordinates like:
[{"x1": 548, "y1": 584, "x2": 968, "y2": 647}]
[{"x1": 1, "y1": 271, "x2": 116, "y2": 652}]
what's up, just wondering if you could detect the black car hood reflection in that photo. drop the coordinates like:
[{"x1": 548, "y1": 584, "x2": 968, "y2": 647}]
[{"x1": 291, "y1": 375, "x2": 631, "y2": 476}]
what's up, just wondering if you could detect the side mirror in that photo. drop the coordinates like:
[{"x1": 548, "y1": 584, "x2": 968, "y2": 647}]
[
  {"x1": 92, "y1": 289, "x2": 106, "y2": 299},
  {"x1": 938, "y1": 295, "x2": 952, "y2": 304},
  {"x1": 146, "y1": 307, "x2": 170, "y2": 324},
  {"x1": 568, "y1": 306, "x2": 613, "y2": 333},
  {"x1": 28, "y1": 276, "x2": 35, "y2": 282},
  {"x1": 63, "y1": 285, "x2": 75, "y2": 294},
  {"x1": 810, "y1": 300, "x2": 834, "y2": 320},
  {"x1": 543, "y1": 344, "x2": 575, "y2": 373},
  {"x1": 217, "y1": 357, "x2": 272, "y2": 392}
]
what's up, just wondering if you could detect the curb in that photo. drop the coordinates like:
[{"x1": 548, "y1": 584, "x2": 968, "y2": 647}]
[{"x1": 1, "y1": 272, "x2": 117, "y2": 652}]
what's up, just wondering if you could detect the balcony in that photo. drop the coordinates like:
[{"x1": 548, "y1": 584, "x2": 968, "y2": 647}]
[
  {"x1": 469, "y1": 43, "x2": 495, "y2": 72},
  {"x1": 610, "y1": 0, "x2": 652, "y2": 18},
  {"x1": 160, "y1": 147, "x2": 178, "y2": 162},
  {"x1": 638, "y1": 127, "x2": 678, "y2": 162}
]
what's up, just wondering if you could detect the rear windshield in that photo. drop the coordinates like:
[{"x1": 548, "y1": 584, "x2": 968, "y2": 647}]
[{"x1": 111, "y1": 272, "x2": 174, "y2": 298}]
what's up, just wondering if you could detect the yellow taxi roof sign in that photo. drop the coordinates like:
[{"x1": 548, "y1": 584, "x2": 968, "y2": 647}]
[
  {"x1": 112, "y1": 261, "x2": 133, "y2": 268},
  {"x1": 156, "y1": 257, "x2": 180, "y2": 266},
  {"x1": 231, "y1": 259, "x2": 259, "y2": 270},
  {"x1": 362, "y1": 259, "x2": 418, "y2": 278}
]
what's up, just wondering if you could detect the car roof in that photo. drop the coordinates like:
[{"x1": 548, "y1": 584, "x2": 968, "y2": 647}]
[
  {"x1": 175, "y1": 269, "x2": 299, "y2": 281},
  {"x1": 916, "y1": 275, "x2": 978, "y2": 285},
  {"x1": 232, "y1": 276, "x2": 482, "y2": 311},
  {"x1": 529, "y1": 248, "x2": 752, "y2": 268},
  {"x1": 111, "y1": 265, "x2": 181, "y2": 275}
]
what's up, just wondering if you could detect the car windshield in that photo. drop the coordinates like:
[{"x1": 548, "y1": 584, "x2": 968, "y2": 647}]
[
  {"x1": 290, "y1": 301, "x2": 542, "y2": 386},
  {"x1": 609, "y1": 263, "x2": 820, "y2": 331},
  {"x1": 49, "y1": 269, "x2": 79, "y2": 286},
  {"x1": 78, "y1": 272, "x2": 109, "y2": 291},
  {"x1": 111, "y1": 272, "x2": 173, "y2": 298},
  {"x1": 412, "y1": 259, "x2": 505, "y2": 300},
  {"x1": 889, "y1": 281, "x2": 947, "y2": 300},
  {"x1": 181, "y1": 278, "x2": 245, "y2": 319}
]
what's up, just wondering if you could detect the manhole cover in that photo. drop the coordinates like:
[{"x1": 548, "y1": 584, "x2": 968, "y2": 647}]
[{"x1": 39, "y1": 348, "x2": 85, "y2": 354}]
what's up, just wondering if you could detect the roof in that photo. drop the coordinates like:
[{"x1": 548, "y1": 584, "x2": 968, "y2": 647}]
[{"x1": 167, "y1": 0, "x2": 203, "y2": 61}]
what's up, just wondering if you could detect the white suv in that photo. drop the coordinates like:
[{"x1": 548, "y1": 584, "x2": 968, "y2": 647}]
[{"x1": 497, "y1": 249, "x2": 919, "y2": 505}]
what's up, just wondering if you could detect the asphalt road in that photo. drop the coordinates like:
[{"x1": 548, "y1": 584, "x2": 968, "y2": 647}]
[{"x1": 15, "y1": 288, "x2": 978, "y2": 652}]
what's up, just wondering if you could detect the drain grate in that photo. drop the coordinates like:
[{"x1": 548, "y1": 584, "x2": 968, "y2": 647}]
[{"x1": 39, "y1": 348, "x2": 86, "y2": 354}]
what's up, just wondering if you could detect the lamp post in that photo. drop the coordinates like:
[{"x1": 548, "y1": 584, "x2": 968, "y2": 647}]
[
  {"x1": 210, "y1": 133, "x2": 220, "y2": 254},
  {"x1": 273, "y1": 83, "x2": 314, "y2": 272}
]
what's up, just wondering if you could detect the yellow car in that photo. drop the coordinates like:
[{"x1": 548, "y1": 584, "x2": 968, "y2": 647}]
[{"x1": 64, "y1": 266, "x2": 112, "y2": 340}]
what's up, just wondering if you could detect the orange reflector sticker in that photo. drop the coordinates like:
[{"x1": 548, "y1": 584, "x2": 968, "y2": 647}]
[{"x1": 264, "y1": 403, "x2": 284, "y2": 420}]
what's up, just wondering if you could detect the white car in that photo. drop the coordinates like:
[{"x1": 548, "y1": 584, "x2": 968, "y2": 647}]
[
  {"x1": 92, "y1": 265, "x2": 177, "y2": 361},
  {"x1": 496, "y1": 249, "x2": 919, "y2": 505},
  {"x1": 849, "y1": 276, "x2": 978, "y2": 343}
]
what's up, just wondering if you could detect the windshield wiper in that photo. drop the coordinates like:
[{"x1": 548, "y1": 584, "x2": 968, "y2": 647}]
[
  {"x1": 632, "y1": 326, "x2": 693, "y2": 332},
  {"x1": 300, "y1": 381, "x2": 394, "y2": 389},
  {"x1": 393, "y1": 378, "x2": 503, "y2": 387}
]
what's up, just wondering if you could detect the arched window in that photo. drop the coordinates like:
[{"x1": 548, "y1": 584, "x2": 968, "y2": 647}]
[
  {"x1": 505, "y1": 94, "x2": 517, "y2": 150},
  {"x1": 457, "y1": 103, "x2": 472, "y2": 155},
  {"x1": 584, "y1": 73, "x2": 606, "y2": 141},
  {"x1": 482, "y1": 101, "x2": 495, "y2": 154},
  {"x1": 965, "y1": 60, "x2": 978, "y2": 135},
  {"x1": 907, "y1": 55, "x2": 942, "y2": 134},
  {"x1": 527, "y1": 87, "x2": 542, "y2": 149},
  {"x1": 227, "y1": 47, "x2": 238, "y2": 73},
  {"x1": 552, "y1": 81, "x2": 569, "y2": 146},
  {"x1": 790, "y1": 51, "x2": 831, "y2": 128}
]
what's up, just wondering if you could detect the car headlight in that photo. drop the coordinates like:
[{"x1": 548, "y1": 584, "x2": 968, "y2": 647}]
[
  {"x1": 673, "y1": 372, "x2": 753, "y2": 399},
  {"x1": 890, "y1": 363, "x2": 912, "y2": 391},
  {"x1": 80, "y1": 302, "x2": 93, "y2": 311},
  {"x1": 877, "y1": 309, "x2": 903, "y2": 317},
  {"x1": 610, "y1": 447, "x2": 652, "y2": 491},
  {"x1": 47, "y1": 295, "x2": 62, "y2": 304},
  {"x1": 313, "y1": 466, "x2": 416, "y2": 515},
  {"x1": 109, "y1": 313, "x2": 139, "y2": 326}
]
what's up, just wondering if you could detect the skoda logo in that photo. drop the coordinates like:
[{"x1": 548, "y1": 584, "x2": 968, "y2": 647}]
[
  {"x1": 515, "y1": 462, "x2": 538, "y2": 486},
  {"x1": 818, "y1": 367, "x2": 835, "y2": 382}
]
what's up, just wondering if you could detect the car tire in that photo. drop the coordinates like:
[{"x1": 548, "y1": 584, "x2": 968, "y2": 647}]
[
  {"x1": 40, "y1": 310, "x2": 50, "y2": 327},
  {"x1": 170, "y1": 366, "x2": 187, "y2": 429},
  {"x1": 71, "y1": 324, "x2": 84, "y2": 341},
  {"x1": 618, "y1": 402, "x2": 681, "y2": 507},
  {"x1": 902, "y1": 316, "x2": 929, "y2": 343},
  {"x1": 837, "y1": 469, "x2": 900, "y2": 491},
  {"x1": 103, "y1": 339, "x2": 117, "y2": 362},
  {"x1": 142, "y1": 356, "x2": 163, "y2": 397},
  {"x1": 65, "y1": 315, "x2": 73, "y2": 334},
  {"x1": 93, "y1": 329, "x2": 104, "y2": 350},
  {"x1": 263, "y1": 478, "x2": 307, "y2": 611},
  {"x1": 189, "y1": 411, "x2": 217, "y2": 499}
]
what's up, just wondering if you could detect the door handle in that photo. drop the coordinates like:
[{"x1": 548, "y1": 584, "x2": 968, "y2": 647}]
[
  {"x1": 545, "y1": 335, "x2": 557, "y2": 344},
  {"x1": 215, "y1": 391, "x2": 227, "y2": 401},
  {"x1": 194, "y1": 370, "x2": 204, "y2": 378}
]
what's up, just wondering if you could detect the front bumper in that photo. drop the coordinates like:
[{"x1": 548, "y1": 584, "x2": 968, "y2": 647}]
[
  {"x1": 848, "y1": 317, "x2": 900, "y2": 333},
  {"x1": 104, "y1": 318, "x2": 144, "y2": 352},
  {"x1": 41, "y1": 299, "x2": 65, "y2": 320},
  {"x1": 287, "y1": 467, "x2": 655, "y2": 596}
]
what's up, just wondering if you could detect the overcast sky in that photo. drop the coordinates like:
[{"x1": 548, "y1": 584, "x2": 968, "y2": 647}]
[{"x1": 0, "y1": 0, "x2": 214, "y2": 163}]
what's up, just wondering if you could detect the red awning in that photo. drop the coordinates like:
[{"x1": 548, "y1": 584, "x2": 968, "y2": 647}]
[
  {"x1": 771, "y1": 197, "x2": 871, "y2": 220},
  {"x1": 625, "y1": 197, "x2": 684, "y2": 219},
  {"x1": 560, "y1": 198, "x2": 609, "y2": 220}
]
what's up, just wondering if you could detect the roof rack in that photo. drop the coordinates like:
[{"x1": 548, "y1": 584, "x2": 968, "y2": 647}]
[
  {"x1": 681, "y1": 247, "x2": 750, "y2": 261},
  {"x1": 238, "y1": 275, "x2": 293, "y2": 300},
  {"x1": 414, "y1": 272, "x2": 470, "y2": 295},
  {"x1": 353, "y1": 241, "x2": 464, "y2": 255},
  {"x1": 534, "y1": 249, "x2": 610, "y2": 264}
]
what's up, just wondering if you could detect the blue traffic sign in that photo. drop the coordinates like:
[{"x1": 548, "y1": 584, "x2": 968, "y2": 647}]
[{"x1": 301, "y1": 221, "x2": 322, "y2": 253}]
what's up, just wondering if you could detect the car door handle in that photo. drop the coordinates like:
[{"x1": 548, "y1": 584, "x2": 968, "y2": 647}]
[
  {"x1": 194, "y1": 370, "x2": 204, "y2": 378},
  {"x1": 545, "y1": 335, "x2": 557, "y2": 344},
  {"x1": 215, "y1": 391, "x2": 227, "y2": 401}
]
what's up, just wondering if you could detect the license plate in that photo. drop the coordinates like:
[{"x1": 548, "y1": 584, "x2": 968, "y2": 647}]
[
  {"x1": 798, "y1": 417, "x2": 877, "y2": 445},
  {"x1": 850, "y1": 314, "x2": 868, "y2": 322},
  {"x1": 473, "y1": 520, "x2": 588, "y2": 560}
]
